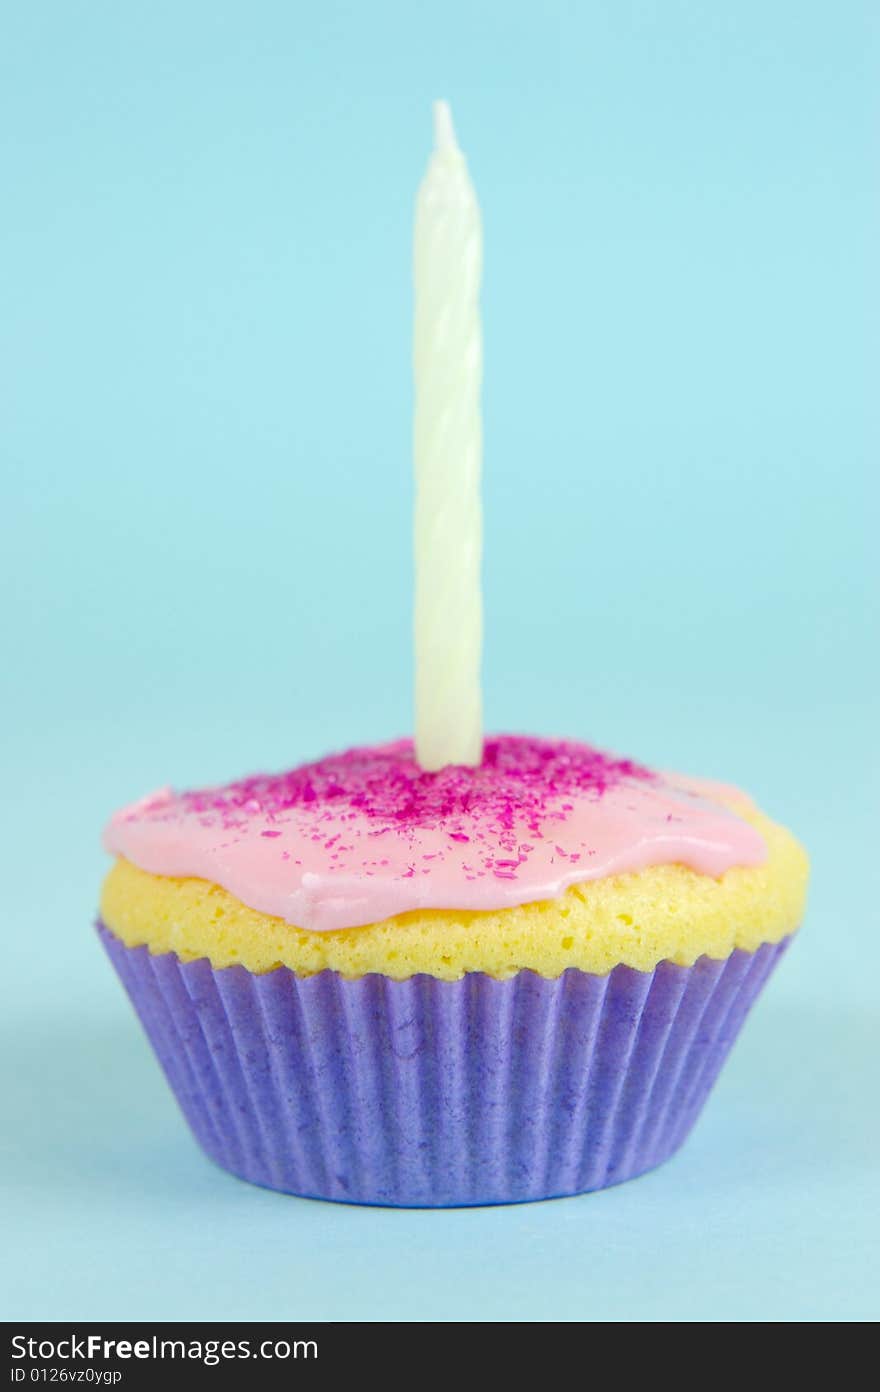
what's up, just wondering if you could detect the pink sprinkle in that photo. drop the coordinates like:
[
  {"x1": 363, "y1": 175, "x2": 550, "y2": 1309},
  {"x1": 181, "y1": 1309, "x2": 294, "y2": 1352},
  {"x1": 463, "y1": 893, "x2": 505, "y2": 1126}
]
[
  {"x1": 110, "y1": 736, "x2": 663, "y2": 913},
  {"x1": 165, "y1": 736, "x2": 651, "y2": 829}
]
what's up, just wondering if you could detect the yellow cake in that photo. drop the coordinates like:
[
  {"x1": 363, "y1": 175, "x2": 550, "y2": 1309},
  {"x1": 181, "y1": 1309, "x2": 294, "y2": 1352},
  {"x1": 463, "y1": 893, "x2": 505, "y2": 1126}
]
[{"x1": 102, "y1": 801, "x2": 806, "y2": 981}]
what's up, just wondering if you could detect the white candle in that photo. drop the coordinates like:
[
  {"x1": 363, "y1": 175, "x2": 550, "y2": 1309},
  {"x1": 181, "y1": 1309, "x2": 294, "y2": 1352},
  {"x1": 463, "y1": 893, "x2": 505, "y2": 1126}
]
[{"x1": 413, "y1": 100, "x2": 484, "y2": 771}]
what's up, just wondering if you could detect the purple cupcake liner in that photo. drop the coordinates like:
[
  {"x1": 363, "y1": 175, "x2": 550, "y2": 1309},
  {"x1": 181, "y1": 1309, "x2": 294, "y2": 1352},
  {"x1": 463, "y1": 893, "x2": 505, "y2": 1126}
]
[{"x1": 98, "y1": 922, "x2": 788, "y2": 1207}]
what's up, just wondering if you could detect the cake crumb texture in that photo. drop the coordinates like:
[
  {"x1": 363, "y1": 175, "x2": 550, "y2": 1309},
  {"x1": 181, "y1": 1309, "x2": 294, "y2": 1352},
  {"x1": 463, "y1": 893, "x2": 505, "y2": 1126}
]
[{"x1": 100, "y1": 804, "x2": 807, "y2": 980}]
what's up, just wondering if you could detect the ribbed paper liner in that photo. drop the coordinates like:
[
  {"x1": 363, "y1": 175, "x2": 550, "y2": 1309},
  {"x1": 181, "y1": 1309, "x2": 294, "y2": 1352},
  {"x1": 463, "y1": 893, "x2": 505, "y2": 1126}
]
[{"x1": 98, "y1": 924, "x2": 787, "y2": 1206}]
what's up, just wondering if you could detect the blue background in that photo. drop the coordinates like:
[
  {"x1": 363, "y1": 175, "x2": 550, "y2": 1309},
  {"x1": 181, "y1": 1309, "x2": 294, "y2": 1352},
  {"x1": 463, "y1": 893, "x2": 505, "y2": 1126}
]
[{"x1": 2, "y1": 1, "x2": 877, "y2": 1321}]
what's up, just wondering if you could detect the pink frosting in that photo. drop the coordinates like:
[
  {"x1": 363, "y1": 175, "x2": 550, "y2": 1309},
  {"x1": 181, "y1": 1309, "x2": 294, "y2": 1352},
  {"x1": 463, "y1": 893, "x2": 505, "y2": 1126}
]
[{"x1": 104, "y1": 736, "x2": 766, "y2": 932}]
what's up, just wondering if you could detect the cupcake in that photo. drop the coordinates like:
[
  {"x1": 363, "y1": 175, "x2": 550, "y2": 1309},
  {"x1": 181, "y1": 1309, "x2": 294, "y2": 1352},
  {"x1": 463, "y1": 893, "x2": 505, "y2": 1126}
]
[{"x1": 98, "y1": 734, "x2": 808, "y2": 1206}]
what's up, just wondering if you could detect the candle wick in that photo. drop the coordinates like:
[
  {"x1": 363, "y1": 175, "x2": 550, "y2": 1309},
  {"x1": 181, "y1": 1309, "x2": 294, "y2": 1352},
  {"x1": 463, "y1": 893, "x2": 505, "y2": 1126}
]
[{"x1": 433, "y1": 99, "x2": 459, "y2": 153}]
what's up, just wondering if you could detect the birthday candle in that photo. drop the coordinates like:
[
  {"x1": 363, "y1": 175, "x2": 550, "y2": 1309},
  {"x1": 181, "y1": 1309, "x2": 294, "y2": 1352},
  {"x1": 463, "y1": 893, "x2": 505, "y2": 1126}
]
[{"x1": 413, "y1": 100, "x2": 484, "y2": 771}]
